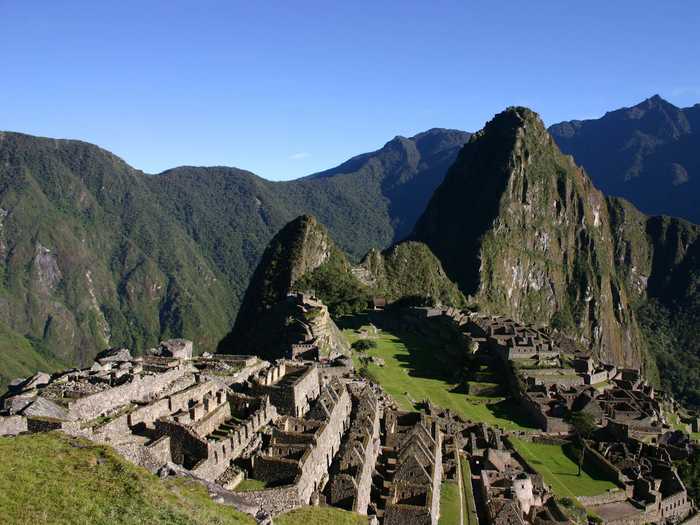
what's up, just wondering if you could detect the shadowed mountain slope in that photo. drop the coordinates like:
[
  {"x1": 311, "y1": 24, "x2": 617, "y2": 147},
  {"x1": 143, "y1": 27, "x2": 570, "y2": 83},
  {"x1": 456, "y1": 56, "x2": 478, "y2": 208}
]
[{"x1": 550, "y1": 95, "x2": 700, "y2": 223}]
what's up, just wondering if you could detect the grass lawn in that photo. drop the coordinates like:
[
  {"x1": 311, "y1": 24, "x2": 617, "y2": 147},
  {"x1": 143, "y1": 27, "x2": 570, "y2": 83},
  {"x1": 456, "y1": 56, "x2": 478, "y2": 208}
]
[
  {"x1": 275, "y1": 506, "x2": 368, "y2": 525},
  {"x1": 232, "y1": 478, "x2": 268, "y2": 492},
  {"x1": 438, "y1": 481, "x2": 461, "y2": 525},
  {"x1": 509, "y1": 438, "x2": 620, "y2": 498},
  {"x1": 0, "y1": 432, "x2": 255, "y2": 525},
  {"x1": 460, "y1": 455, "x2": 478, "y2": 525},
  {"x1": 341, "y1": 314, "x2": 536, "y2": 431}
]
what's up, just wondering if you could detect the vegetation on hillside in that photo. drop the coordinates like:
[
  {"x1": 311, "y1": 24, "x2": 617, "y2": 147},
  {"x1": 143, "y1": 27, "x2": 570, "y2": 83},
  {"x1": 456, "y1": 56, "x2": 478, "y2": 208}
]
[
  {"x1": 0, "y1": 432, "x2": 254, "y2": 525},
  {"x1": 0, "y1": 128, "x2": 468, "y2": 375},
  {"x1": 637, "y1": 299, "x2": 700, "y2": 406},
  {"x1": 293, "y1": 246, "x2": 371, "y2": 316},
  {"x1": 0, "y1": 133, "x2": 233, "y2": 374},
  {"x1": 0, "y1": 321, "x2": 65, "y2": 391}
]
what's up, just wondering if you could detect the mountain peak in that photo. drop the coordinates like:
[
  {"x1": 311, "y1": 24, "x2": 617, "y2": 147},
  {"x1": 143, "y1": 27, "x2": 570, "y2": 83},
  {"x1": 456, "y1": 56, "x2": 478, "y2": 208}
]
[
  {"x1": 471, "y1": 106, "x2": 548, "y2": 145},
  {"x1": 412, "y1": 106, "x2": 643, "y2": 365}
]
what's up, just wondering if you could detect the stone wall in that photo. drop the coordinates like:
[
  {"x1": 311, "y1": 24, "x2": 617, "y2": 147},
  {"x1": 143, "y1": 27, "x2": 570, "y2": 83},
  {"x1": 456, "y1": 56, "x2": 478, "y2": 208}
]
[
  {"x1": 192, "y1": 396, "x2": 277, "y2": 481},
  {"x1": 67, "y1": 366, "x2": 189, "y2": 421},
  {"x1": 577, "y1": 490, "x2": 628, "y2": 506},
  {"x1": 234, "y1": 380, "x2": 351, "y2": 515},
  {"x1": 128, "y1": 398, "x2": 171, "y2": 429},
  {"x1": 328, "y1": 386, "x2": 381, "y2": 514},
  {"x1": 113, "y1": 436, "x2": 173, "y2": 473},
  {"x1": 584, "y1": 443, "x2": 626, "y2": 485},
  {"x1": 0, "y1": 415, "x2": 27, "y2": 435}
]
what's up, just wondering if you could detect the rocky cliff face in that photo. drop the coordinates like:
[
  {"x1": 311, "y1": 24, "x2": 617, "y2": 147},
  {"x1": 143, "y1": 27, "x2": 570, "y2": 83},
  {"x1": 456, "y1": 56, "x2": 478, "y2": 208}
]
[
  {"x1": 221, "y1": 214, "x2": 334, "y2": 351},
  {"x1": 413, "y1": 107, "x2": 644, "y2": 366}
]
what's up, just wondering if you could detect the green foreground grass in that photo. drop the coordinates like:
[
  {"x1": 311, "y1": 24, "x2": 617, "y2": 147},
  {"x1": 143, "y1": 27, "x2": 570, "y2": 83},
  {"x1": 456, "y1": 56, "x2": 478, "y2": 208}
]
[
  {"x1": 275, "y1": 506, "x2": 368, "y2": 525},
  {"x1": 510, "y1": 438, "x2": 620, "y2": 498},
  {"x1": 438, "y1": 481, "x2": 461, "y2": 525},
  {"x1": 342, "y1": 315, "x2": 536, "y2": 431},
  {"x1": 232, "y1": 478, "x2": 267, "y2": 492},
  {"x1": 0, "y1": 432, "x2": 255, "y2": 525}
]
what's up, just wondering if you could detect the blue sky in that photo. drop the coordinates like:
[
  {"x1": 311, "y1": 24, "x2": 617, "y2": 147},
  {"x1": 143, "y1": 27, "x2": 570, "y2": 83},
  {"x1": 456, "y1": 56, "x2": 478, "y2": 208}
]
[{"x1": 1, "y1": 1, "x2": 698, "y2": 180}]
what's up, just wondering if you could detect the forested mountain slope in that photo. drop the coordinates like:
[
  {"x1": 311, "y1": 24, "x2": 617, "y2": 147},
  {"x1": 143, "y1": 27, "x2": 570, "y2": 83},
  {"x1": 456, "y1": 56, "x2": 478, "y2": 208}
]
[
  {"x1": 550, "y1": 95, "x2": 700, "y2": 223},
  {"x1": 0, "y1": 128, "x2": 468, "y2": 384}
]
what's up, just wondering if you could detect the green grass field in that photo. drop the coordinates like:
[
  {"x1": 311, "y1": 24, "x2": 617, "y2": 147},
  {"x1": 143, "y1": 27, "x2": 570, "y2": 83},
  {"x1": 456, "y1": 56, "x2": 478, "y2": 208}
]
[
  {"x1": 342, "y1": 315, "x2": 536, "y2": 431},
  {"x1": 0, "y1": 432, "x2": 255, "y2": 525},
  {"x1": 438, "y1": 481, "x2": 461, "y2": 525},
  {"x1": 275, "y1": 506, "x2": 368, "y2": 525},
  {"x1": 232, "y1": 478, "x2": 267, "y2": 492},
  {"x1": 509, "y1": 438, "x2": 620, "y2": 498},
  {"x1": 460, "y1": 455, "x2": 478, "y2": 525}
]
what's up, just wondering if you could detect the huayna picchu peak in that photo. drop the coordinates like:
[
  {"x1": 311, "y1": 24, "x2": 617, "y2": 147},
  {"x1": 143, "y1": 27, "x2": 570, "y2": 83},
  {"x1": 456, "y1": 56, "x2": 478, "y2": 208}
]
[{"x1": 412, "y1": 107, "x2": 645, "y2": 367}]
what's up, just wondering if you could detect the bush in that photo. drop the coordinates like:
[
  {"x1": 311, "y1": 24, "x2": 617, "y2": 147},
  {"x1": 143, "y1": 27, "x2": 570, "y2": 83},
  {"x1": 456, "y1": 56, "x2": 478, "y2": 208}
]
[{"x1": 352, "y1": 339, "x2": 377, "y2": 352}]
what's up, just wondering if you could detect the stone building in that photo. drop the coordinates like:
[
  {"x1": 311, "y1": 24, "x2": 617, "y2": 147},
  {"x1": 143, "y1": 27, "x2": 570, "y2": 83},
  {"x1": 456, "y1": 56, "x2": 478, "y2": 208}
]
[
  {"x1": 327, "y1": 384, "x2": 381, "y2": 514},
  {"x1": 585, "y1": 433, "x2": 693, "y2": 525},
  {"x1": 381, "y1": 410, "x2": 443, "y2": 525},
  {"x1": 252, "y1": 361, "x2": 321, "y2": 417},
  {"x1": 232, "y1": 378, "x2": 353, "y2": 515}
]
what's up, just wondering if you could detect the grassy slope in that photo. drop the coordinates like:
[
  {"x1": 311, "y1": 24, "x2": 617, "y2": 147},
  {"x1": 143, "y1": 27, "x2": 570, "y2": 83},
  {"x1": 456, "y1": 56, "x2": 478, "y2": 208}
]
[
  {"x1": 341, "y1": 315, "x2": 536, "y2": 431},
  {"x1": 0, "y1": 321, "x2": 65, "y2": 392},
  {"x1": 0, "y1": 432, "x2": 255, "y2": 525},
  {"x1": 275, "y1": 507, "x2": 368, "y2": 525},
  {"x1": 509, "y1": 438, "x2": 619, "y2": 498}
]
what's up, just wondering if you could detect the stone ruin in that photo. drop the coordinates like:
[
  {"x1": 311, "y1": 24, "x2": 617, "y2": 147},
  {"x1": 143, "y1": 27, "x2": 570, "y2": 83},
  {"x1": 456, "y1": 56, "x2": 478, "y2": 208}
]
[
  {"x1": 0, "y1": 336, "x2": 448, "y2": 524},
  {"x1": 2, "y1": 304, "x2": 700, "y2": 525}
]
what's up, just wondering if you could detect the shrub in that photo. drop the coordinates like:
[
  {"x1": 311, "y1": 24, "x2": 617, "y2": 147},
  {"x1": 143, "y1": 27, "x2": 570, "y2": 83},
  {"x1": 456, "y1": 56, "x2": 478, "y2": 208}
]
[{"x1": 352, "y1": 339, "x2": 377, "y2": 352}]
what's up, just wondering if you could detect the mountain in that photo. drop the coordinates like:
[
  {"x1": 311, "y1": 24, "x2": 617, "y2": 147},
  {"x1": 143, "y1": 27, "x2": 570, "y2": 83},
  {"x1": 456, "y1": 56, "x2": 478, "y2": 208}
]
[
  {"x1": 411, "y1": 106, "x2": 700, "y2": 406},
  {"x1": 0, "y1": 128, "x2": 468, "y2": 385},
  {"x1": 0, "y1": 131, "x2": 233, "y2": 387},
  {"x1": 412, "y1": 107, "x2": 646, "y2": 367},
  {"x1": 219, "y1": 214, "x2": 464, "y2": 358},
  {"x1": 550, "y1": 95, "x2": 700, "y2": 223},
  {"x1": 148, "y1": 128, "x2": 470, "y2": 310},
  {"x1": 307, "y1": 128, "x2": 472, "y2": 242}
]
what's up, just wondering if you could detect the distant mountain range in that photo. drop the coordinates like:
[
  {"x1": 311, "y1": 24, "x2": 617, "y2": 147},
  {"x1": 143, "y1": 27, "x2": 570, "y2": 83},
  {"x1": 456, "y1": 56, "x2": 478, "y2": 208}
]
[
  {"x1": 1, "y1": 94, "x2": 699, "y2": 400},
  {"x1": 0, "y1": 127, "x2": 470, "y2": 386},
  {"x1": 549, "y1": 95, "x2": 700, "y2": 223}
]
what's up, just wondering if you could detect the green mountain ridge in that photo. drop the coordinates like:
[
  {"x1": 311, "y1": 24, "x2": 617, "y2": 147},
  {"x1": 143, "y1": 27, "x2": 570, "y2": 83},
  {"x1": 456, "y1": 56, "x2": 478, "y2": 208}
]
[
  {"x1": 218, "y1": 214, "x2": 464, "y2": 358},
  {"x1": 0, "y1": 128, "x2": 469, "y2": 383},
  {"x1": 550, "y1": 95, "x2": 700, "y2": 224}
]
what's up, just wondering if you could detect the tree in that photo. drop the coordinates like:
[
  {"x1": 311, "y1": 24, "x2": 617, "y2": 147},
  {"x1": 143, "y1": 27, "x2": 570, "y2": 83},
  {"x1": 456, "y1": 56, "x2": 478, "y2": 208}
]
[
  {"x1": 569, "y1": 411, "x2": 596, "y2": 476},
  {"x1": 352, "y1": 339, "x2": 377, "y2": 352}
]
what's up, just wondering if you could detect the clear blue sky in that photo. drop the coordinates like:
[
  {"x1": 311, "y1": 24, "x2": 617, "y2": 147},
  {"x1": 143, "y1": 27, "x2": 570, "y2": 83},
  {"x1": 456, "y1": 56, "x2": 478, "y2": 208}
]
[{"x1": 1, "y1": 1, "x2": 698, "y2": 180}]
